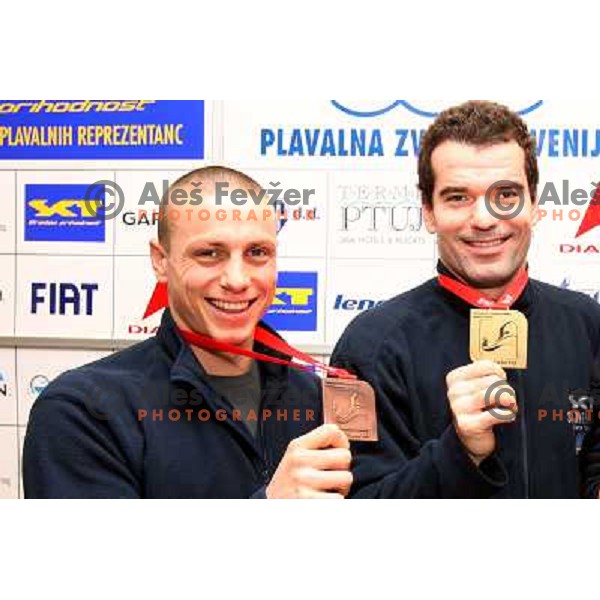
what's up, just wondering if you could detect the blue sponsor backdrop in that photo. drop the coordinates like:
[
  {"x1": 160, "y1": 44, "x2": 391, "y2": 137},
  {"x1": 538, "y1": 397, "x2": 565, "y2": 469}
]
[
  {"x1": 0, "y1": 100, "x2": 204, "y2": 160},
  {"x1": 264, "y1": 271, "x2": 318, "y2": 332},
  {"x1": 25, "y1": 184, "x2": 106, "y2": 242}
]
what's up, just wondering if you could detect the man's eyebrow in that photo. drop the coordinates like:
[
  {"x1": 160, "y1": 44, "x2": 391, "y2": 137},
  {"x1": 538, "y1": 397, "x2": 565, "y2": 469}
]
[
  {"x1": 245, "y1": 240, "x2": 277, "y2": 250},
  {"x1": 497, "y1": 181, "x2": 526, "y2": 190},
  {"x1": 439, "y1": 186, "x2": 469, "y2": 197},
  {"x1": 439, "y1": 182, "x2": 526, "y2": 197},
  {"x1": 187, "y1": 238, "x2": 276, "y2": 248}
]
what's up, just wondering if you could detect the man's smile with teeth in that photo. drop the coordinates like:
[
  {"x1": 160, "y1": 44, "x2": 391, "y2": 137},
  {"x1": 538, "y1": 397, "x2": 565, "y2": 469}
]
[
  {"x1": 463, "y1": 235, "x2": 511, "y2": 248},
  {"x1": 207, "y1": 298, "x2": 258, "y2": 313}
]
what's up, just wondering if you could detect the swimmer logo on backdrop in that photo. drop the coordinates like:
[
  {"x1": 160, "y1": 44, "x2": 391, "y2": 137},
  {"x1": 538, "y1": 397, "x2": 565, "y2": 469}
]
[
  {"x1": 0, "y1": 100, "x2": 204, "y2": 160},
  {"x1": 25, "y1": 184, "x2": 106, "y2": 242}
]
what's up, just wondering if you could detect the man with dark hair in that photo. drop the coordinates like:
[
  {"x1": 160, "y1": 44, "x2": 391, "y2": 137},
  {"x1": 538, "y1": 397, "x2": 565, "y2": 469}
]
[
  {"x1": 417, "y1": 101, "x2": 539, "y2": 207},
  {"x1": 24, "y1": 166, "x2": 353, "y2": 499},
  {"x1": 332, "y1": 101, "x2": 600, "y2": 498}
]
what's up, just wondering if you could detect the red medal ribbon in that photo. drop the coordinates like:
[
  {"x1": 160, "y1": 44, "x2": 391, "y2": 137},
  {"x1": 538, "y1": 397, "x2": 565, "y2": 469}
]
[
  {"x1": 438, "y1": 267, "x2": 529, "y2": 310},
  {"x1": 179, "y1": 328, "x2": 356, "y2": 380}
]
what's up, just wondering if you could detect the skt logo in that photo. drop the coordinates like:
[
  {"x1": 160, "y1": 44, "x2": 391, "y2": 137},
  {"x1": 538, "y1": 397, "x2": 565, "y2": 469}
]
[
  {"x1": 31, "y1": 282, "x2": 99, "y2": 316},
  {"x1": 331, "y1": 100, "x2": 544, "y2": 118},
  {"x1": 265, "y1": 272, "x2": 318, "y2": 333},
  {"x1": 272, "y1": 287, "x2": 314, "y2": 306},
  {"x1": 25, "y1": 184, "x2": 106, "y2": 243},
  {"x1": 28, "y1": 198, "x2": 102, "y2": 218}
]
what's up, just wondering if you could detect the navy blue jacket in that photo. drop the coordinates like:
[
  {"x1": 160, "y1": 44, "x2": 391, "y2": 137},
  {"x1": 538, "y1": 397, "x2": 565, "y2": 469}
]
[
  {"x1": 331, "y1": 266, "x2": 600, "y2": 498},
  {"x1": 24, "y1": 310, "x2": 321, "y2": 499}
]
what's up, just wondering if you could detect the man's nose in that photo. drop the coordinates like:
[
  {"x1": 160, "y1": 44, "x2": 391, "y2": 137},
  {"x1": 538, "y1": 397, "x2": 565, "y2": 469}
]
[
  {"x1": 471, "y1": 196, "x2": 498, "y2": 229},
  {"x1": 220, "y1": 256, "x2": 250, "y2": 291}
]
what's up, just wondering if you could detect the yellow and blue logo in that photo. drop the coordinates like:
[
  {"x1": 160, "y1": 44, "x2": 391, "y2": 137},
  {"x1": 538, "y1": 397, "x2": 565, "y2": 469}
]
[
  {"x1": 265, "y1": 272, "x2": 318, "y2": 332},
  {"x1": 25, "y1": 184, "x2": 105, "y2": 242}
]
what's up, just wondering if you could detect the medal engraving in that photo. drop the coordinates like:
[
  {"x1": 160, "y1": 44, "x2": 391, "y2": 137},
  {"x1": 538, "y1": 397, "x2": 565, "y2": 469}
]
[
  {"x1": 322, "y1": 378, "x2": 378, "y2": 442},
  {"x1": 470, "y1": 310, "x2": 528, "y2": 369}
]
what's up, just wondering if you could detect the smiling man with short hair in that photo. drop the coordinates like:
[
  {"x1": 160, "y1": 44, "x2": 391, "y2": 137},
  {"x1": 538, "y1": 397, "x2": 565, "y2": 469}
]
[{"x1": 24, "y1": 166, "x2": 353, "y2": 499}]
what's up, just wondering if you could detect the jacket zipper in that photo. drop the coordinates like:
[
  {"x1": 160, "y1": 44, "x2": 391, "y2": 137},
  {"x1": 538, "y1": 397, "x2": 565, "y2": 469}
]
[
  {"x1": 172, "y1": 376, "x2": 266, "y2": 467},
  {"x1": 257, "y1": 381, "x2": 287, "y2": 485}
]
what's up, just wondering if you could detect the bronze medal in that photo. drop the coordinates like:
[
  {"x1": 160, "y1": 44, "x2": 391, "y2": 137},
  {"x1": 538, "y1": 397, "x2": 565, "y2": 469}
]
[
  {"x1": 322, "y1": 378, "x2": 378, "y2": 442},
  {"x1": 470, "y1": 309, "x2": 529, "y2": 370}
]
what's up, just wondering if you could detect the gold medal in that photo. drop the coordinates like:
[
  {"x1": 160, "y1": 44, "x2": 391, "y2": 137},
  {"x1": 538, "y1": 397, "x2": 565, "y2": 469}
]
[
  {"x1": 322, "y1": 378, "x2": 378, "y2": 442},
  {"x1": 470, "y1": 309, "x2": 528, "y2": 370}
]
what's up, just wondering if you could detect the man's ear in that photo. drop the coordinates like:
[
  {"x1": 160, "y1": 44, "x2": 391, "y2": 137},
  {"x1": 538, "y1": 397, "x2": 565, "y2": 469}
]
[
  {"x1": 150, "y1": 239, "x2": 168, "y2": 282},
  {"x1": 423, "y1": 200, "x2": 437, "y2": 234}
]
